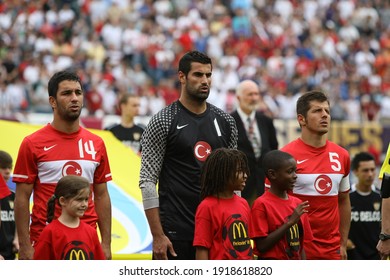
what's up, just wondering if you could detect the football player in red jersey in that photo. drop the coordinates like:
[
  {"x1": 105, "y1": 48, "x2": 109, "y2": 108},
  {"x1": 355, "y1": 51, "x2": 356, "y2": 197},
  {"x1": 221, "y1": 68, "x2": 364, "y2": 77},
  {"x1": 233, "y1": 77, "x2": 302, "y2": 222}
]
[
  {"x1": 273, "y1": 90, "x2": 351, "y2": 260},
  {"x1": 13, "y1": 70, "x2": 112, "y2": 260}
]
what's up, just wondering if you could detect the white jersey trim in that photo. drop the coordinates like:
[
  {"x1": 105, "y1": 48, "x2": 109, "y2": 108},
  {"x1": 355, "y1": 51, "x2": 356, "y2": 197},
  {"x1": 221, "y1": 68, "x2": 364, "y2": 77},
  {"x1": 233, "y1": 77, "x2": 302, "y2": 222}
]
[
  {"x1": 339, "y1": 174, "x2": 350, "y2": 192},
  {"x1": 293, "y1": 173, "x2": 346, "y2": 196},
  {"x1": 12, "y1": 174, "x2": 29, "y2": 179}
]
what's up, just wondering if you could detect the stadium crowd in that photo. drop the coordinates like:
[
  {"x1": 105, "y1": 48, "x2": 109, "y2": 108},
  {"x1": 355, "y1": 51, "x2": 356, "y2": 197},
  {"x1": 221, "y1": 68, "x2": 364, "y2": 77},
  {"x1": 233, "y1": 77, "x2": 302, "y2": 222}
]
[{"x1": 0, "y1": 0, "x2": 390, "y2": 124}]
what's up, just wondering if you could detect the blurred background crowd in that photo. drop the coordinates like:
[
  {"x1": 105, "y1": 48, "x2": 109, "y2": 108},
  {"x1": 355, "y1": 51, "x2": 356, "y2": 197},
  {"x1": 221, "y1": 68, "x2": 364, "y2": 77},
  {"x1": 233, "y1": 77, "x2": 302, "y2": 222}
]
[{"x1": 0, "y1": 0, "x2": 390, "y2": 125}]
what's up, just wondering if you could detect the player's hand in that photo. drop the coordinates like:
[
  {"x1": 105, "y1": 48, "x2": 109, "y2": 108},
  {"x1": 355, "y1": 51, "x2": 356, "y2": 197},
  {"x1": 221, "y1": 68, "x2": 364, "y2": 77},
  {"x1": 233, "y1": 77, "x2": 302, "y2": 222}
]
[
  {"x1": 13, "y1": 236, "x2": 20, "y2": 254},
  {"x1": 346, "y1": 239, "x2": 355, "y2": 250},
  {"x1": 377, "y1": 240, "x2": 390, "y2": 260},
  {"x1": 340, "y1": 244, "x2": 348, "y2": 260},
  {"x1": 18, "y1": 243, "x2": 34, "y2": 260},
  {"x1": 153, "y1": 234, "x2": 177, "y2": 260},
  {"x1": 101, "y1": 242, "x2": 112, "y2": 260}
]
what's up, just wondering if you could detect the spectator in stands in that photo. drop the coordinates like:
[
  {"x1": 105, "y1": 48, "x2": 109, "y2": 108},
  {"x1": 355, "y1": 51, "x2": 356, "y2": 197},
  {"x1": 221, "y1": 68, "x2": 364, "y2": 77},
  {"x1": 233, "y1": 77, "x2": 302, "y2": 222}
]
[{"x1": 0, "y1": 0, "x2": 388, "y2": 127}]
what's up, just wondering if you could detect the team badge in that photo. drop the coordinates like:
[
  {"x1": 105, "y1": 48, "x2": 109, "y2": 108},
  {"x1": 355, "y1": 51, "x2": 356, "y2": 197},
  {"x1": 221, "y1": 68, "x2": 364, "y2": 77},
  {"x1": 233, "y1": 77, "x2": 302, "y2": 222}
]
[
  {"x1": 314, "y1": 174, "x2": 332, "y2": 195},
  {"x1": 62, "y1": 161, "x2": 83, "y2": 176},
  {"x1": 194, "y1": 141, "x2": 212, "y2": 162},
  {"x1": 133, "y1": 132, "x2": 141, "y2": 141}
]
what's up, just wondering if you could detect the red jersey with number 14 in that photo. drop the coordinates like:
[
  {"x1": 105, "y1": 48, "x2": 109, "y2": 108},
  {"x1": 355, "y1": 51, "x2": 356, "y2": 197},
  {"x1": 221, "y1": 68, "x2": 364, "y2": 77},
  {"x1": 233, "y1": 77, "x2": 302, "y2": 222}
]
[
  {"x1": 13, "y1": 124, "x2": 112, "y2": 244},
  {"x1": 281, "y1": 138, "x2": 350, "y2": 259}
]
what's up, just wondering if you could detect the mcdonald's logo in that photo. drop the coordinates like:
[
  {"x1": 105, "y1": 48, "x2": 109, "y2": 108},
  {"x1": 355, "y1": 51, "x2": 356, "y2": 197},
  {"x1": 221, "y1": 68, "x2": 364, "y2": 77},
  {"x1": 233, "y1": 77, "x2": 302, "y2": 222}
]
[
  {"x1": 232, "y1": 221, "x2": 247, "y2": 240},
  {"x1": 61, "y1": 241, "x2": 93, "y2": 260},
  {"x1": 68, "y1": 249, "x2": 88, "y2": 260},
  {"x1": 289, "y1": 224, "x2": 299, "y2": 240},
  {"x1": 223, "y1": 215, "x2": 252, "y2": 258}
]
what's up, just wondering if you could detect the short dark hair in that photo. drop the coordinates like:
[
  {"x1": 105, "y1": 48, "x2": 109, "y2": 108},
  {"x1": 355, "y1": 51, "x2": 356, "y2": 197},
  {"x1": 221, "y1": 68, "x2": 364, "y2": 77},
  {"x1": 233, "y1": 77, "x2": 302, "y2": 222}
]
[
  {"x1": 119, "y1": 93, "x2": 137, "y2": 105},
  {"x1": 46, "y1": 175, "x2": 90, "y2": 223},
  {"x1": 351, "y1": 152, "x2": 375, "y2": 171},
  {"x1": 263, "y1": 150, "x2": 294, "y2": 179},
  {"x1": 48, "y1": 70, "x2": 82, "y2": 98},
  {"x1": 200, "y1": 148, "x2": 249, "y2": 200},
  {"x1": 178, "y1": 50, "x2": 212, "y2": 76},
  {"x1": 296, "y1": 90, "x2": 329, "y2": 118},
  {"x1": 0, "y1": 150, "x2": 12, "y2": 169}
]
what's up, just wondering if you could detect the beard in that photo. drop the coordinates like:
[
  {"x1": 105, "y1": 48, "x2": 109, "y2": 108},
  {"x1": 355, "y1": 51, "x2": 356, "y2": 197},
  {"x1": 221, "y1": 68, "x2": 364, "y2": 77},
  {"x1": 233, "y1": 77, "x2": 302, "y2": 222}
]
[
  {"x1": 64, "y1": 111, "x2": 81, "y2": 122},
  {"x1": 58, "y1": 106, "x2": 82, "y2": 122},
  {"x1": 185, "y1": 83, "x2": 209, "y2": 102},
  {"x1": 248, "y1": 103, "x2": 258, "y2": 112}
]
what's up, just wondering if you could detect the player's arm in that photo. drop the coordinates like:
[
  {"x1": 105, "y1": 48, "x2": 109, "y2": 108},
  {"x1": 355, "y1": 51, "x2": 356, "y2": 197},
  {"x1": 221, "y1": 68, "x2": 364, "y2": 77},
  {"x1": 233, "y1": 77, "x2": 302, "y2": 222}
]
[
  {"x1": 338, "y1": 190, "x2": 351, "y2": 260},
  {"x1": 377, "y1": 198, "x2": 390, "y2": 259},
  {"x1": 195, "y1": 246, "x2": 209, "y2": 260},
  {"x1": 377, "y1": 149, "x2": 390, "y2": 259},
  {"x1": 141, "y1": 182, "x2": 176, "y2": 260},
  {"x1": 139, "y1": 114, "x2": 176, "y2": 259},
  {"x1": 14, "y1": 182, "x2": 34, "y2": 260},
  {"x1": 379, "y1": 198, "x2": 390, "y2": 244},
  {"x1": 94, "y1": 182, "x2": 112, "y2": 260}
]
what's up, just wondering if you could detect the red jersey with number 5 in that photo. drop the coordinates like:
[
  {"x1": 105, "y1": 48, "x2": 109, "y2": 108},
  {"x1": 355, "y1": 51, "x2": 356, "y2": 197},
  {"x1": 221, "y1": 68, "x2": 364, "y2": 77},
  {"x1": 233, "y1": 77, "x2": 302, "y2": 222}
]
[
  {"x1": 281, "y1": 138, "x2": 350, "y2": 259},
  {"x1": 13, "y1": 124, "x2": 112, "y2": 244}
]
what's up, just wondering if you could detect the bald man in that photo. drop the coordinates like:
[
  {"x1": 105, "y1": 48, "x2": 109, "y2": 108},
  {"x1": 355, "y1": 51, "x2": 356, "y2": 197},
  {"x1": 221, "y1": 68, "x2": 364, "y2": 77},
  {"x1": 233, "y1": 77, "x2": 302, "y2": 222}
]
[{"x1": 231, "y1": 80, "x2": 278, "y2": 206}]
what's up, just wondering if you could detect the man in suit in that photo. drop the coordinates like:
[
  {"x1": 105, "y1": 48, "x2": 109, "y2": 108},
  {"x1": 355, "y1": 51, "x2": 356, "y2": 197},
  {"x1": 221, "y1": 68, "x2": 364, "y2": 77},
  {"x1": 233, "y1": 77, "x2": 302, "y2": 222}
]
[{"x1": 231, "y1": 80, "x2": 278, "y2": 206}]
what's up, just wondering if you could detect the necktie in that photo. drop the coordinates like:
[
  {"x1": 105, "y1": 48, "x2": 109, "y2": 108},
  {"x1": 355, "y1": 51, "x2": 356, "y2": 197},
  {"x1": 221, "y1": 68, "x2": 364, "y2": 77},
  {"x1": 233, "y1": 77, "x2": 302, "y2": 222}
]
[{"x1": 247, "y1": 117, "x2": 261, "y2": 159}]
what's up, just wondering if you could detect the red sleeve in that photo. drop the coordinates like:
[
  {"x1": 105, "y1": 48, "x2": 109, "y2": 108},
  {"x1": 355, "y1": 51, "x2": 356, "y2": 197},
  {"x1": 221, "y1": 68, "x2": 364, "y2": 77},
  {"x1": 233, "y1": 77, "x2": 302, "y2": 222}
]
[
  {"x1": 13, "y1": 137, "x2": 38, "y2": 184},
  {"x1": 0, "y1": 175, "x2": 11, "y2": 199},
  {"x1": 94, "y1": 140, "x2": 112, "y2": 184},
  {"x1": 33, "y1": 228, "x2": 54, "y2": 260},
  {"x1": 193, "y1": 200, "x2": 213, "y2": 249}
]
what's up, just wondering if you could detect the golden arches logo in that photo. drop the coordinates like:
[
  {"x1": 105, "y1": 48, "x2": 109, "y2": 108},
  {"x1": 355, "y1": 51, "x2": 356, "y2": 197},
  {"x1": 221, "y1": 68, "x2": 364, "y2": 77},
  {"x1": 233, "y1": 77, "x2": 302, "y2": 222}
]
[
  {"x1": 68, "y1": 249, "x2": 87, "y2": 260},
  {"x1": 232, "y1": 222, "x2": 247, "y2": 239},
  {"x1": 289, "y1": 223, "x2": 299, "y2": 240}
]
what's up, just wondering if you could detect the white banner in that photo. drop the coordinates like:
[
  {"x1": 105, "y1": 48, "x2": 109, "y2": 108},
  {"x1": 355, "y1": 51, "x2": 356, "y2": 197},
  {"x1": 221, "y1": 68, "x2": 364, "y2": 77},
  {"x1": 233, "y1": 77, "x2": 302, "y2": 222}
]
[{"x1": 2, "y1": 260, "x2": 389, "y2": 279}]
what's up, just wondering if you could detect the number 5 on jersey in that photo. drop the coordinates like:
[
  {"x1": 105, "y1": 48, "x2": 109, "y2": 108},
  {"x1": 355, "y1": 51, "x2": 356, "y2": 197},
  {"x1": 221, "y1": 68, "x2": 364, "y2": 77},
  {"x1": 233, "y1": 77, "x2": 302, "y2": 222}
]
[{"x1": 329, "y1": 152, "x2": 341, "y2": 171}]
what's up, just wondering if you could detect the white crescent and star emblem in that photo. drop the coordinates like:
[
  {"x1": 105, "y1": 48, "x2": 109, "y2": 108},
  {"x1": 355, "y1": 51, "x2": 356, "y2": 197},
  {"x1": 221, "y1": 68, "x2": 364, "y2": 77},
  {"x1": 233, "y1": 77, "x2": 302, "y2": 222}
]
[
  {"x1": 62, "y1": 161, "x2": 83, "y2": 177},
  {"x1": 194, "y1": 141, "x2": 212, "y2": 162},
  {"x1": 314, "y1": 174, "x2": 332, "y2": 194}
]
